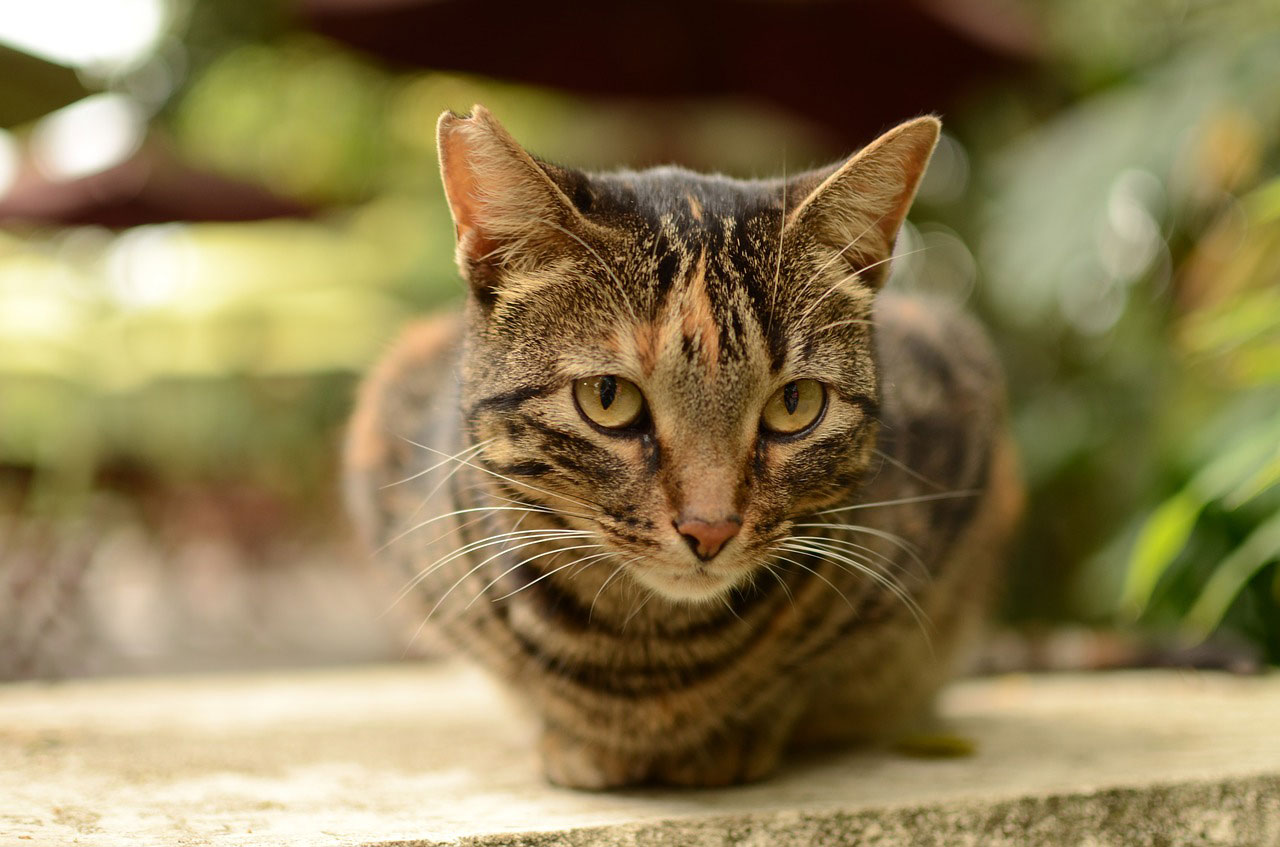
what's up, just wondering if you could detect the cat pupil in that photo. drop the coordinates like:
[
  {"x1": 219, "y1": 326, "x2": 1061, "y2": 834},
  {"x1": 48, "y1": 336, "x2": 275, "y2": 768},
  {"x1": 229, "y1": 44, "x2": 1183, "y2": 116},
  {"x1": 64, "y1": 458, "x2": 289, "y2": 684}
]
[
  {"x1": 599, "y1": 375, "x2": 617, "y2": 409},
  {"x1": 783, "y1": 382, "x2": 799, "y2": 414}
]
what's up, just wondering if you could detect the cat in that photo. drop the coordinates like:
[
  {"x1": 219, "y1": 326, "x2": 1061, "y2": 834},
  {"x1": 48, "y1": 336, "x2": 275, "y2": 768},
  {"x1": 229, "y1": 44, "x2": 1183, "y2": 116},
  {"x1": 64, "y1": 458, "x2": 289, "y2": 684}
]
[{"x1": 344, "y1": 106, "x2": 1023, "y2": 789}]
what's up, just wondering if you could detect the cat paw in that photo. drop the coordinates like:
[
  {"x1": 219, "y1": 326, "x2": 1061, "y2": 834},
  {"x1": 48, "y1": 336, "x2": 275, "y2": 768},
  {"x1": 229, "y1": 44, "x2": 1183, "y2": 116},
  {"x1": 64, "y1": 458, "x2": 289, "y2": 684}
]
[
  {"x1": 653, "y1": 737, "x2": 783, "y2": 787},
  {"x1": 538, "y1": 730, "x2": 647, "y2": 790}
]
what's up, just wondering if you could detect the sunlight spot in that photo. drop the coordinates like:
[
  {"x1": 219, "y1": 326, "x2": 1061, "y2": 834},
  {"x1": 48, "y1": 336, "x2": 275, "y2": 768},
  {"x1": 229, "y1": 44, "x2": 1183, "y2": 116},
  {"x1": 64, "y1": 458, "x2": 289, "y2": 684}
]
[
  {"x1": 31, "y1": 94, "x2": 146, "y2": 182},
  {"x1": 0, "y1": 0, "x2": 167, "y2": 72},
  {"x1": 0, "y1": 129, "x2": 19, "y2": 200}
]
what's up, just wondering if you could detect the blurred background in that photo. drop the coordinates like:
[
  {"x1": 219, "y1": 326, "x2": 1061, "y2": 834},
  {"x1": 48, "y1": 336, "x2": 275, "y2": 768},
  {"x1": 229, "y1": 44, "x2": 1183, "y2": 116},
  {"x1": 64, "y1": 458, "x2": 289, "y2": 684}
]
[{"x1": 1, "y1": 0, "x2": 1277, "y2": 680}]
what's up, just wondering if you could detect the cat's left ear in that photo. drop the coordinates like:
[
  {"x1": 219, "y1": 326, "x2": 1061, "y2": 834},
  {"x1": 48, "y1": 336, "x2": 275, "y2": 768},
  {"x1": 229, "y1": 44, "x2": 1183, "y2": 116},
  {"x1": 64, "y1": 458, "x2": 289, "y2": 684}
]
[
  {"x1": 784, "y1": 116, "x2": 940, "y2": 288},
  {"x1": 437, "y1": 105, "x2": 592, "y2": 303}
]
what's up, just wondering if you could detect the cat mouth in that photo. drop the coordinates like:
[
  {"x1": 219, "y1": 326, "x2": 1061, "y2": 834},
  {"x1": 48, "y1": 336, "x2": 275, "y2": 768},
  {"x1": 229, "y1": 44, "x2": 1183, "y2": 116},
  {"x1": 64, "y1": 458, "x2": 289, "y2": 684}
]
[{"x1": 628, "y1": 560, "x2": 752, "y2": 602}]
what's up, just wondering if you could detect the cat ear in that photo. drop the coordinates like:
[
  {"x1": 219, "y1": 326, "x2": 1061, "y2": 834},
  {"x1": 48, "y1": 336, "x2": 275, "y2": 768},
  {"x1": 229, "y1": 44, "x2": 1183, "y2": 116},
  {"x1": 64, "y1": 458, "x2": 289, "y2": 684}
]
[
  {"x1": 785, "y1": 116, "x2": 940, "y2": 288},
  {"x1": 437, "y1": 105, "x2": 587, "y2": 300}
]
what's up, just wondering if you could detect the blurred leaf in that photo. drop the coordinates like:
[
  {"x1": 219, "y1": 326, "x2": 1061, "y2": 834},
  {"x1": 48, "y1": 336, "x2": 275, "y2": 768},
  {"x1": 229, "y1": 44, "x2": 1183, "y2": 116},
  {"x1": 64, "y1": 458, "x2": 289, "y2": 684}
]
[
  {"x1": 1122, "y1": 491, "x2": 1202, "y2": 615},
  {"x1": 1182, "y1": 288, "x2": 1280, "y2": 356},
  {"x1": 1245, "y1": 176, "x2": 1280, "y2": 222},
  {"x1": 1234, "y1": 345, "x2": 1280, "y2": 385},
  {"x1": 1187, "y1": 425, "x2": 1280, "y2": 504},
  {"x1": 1125, "y1": 419, "x2": 1280, "y2": 614},
  {"x1": 1227, "y1": 448, "x2": 1280, "y2": 509},
  {"x1": 1184, "y1": 511, "x2": 1280, "y2": 638}
]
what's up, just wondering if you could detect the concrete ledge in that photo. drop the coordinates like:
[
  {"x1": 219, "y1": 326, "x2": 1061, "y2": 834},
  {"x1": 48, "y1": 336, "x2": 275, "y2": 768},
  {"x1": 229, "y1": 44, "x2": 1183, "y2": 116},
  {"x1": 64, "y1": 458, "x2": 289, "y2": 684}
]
[{"x1": 2, "y1": 663, "x2": 1278, "y2": 846}]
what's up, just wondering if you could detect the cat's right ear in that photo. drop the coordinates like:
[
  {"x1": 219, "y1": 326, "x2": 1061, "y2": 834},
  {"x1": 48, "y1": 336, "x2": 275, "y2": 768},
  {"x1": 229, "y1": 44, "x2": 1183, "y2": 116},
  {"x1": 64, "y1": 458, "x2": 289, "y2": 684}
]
[
  {"x1": 437, "y1": 106, "x2": 587, "y2": 304},
  {"x1": 783, "y1": 116, "x2": 940, "y2": 289}
]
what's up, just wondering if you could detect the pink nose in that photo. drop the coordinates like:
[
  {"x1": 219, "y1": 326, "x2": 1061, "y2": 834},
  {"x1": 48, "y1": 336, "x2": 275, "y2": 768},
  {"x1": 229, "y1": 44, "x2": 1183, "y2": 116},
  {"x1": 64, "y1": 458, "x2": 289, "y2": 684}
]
[{"x1": 676, "y1": 517, "x2": 741, "y2": 561}]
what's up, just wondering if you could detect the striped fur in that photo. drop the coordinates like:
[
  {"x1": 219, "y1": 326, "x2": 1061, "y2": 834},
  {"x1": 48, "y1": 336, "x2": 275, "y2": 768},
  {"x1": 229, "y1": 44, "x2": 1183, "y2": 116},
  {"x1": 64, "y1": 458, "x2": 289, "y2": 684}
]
[{"x1": 344, "y1": 108, "x2": 1022, "y2": 788}]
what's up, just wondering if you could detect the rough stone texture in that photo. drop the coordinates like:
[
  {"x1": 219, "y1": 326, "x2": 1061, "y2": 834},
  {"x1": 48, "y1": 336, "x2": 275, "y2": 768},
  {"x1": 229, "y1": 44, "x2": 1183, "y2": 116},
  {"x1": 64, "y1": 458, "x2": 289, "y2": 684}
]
[{"x1": 1, "y1": 663, "x2": 1277, "y2": 846}]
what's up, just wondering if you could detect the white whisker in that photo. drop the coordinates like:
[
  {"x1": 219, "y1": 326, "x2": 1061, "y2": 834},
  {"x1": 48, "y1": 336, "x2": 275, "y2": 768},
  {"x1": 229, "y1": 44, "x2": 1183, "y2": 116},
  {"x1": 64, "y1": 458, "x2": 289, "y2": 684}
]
[
  {"x1": 375, "y1": 505, "x2": 575, "y2": 557},
  {"x1": 871, "y1": 449, "x2": 947, "y2": 490},
  {"x1": 791, "y1": 521, "x2": 923, "y2": 561},
  {"x1": 398, "y1": 435, "x2": 605, "y2": 513},
  {"x1": 387, "y1": 528, "x2": 591, "y2": 611},
  {"x1": 816, "y1": 489, "x2": 979, "y2": 515},
  {"x1": 778, "y1": 539, "x2": 934, "y2": 653},
  {"x1": 588, "y1": 560, "x2": 630, "y2": 622},
  {"x1": 762, "y1": 562, "x2": 795, "y2": 606},
  {"x1": 419, "y1": 536, "x2": 596, "y2": 630},
  {"x1": 486, "y1": 547, "x2": 619, "y2": 605},
  {"x1": 472, "y1": 544, "x2": 610, "y2": 607},
  {"x1": 769, "y1": 552, "x2": 855, "y2": 610},
  {"x1": 622, "y1": 587, "x2": 656, "y2": 630},
  {"x1": 794, "y1": 209, "x2": 891, "y2": 297},
  {"x1": 798, "y1": 246, "x2": 932, "y2": 326},
  {"x1": 538, "y1": 217, "x2": 640, "y2": 323},
  {"x1": 789, "y1": 532, "x2": 912, "y2": 578},
  {"x1": 380, "y1": 438, "x2": 493, "y2": 490}
]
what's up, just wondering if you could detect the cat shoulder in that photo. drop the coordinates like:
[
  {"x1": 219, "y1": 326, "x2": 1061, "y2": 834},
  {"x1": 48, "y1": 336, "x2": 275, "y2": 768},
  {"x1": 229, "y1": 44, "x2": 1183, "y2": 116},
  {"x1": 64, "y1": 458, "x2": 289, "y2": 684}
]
[{"x1": 345, "y1": 311, "x2": 463, "y2": 475}]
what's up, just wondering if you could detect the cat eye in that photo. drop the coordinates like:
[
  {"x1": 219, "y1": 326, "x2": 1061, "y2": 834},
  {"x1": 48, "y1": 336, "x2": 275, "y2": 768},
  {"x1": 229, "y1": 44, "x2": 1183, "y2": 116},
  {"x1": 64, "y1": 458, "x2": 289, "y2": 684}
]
[
  {"x1": 761, "y1": 379, "x2": 826, "y2": 435},
  {"x1": 574, "y1": 375, "x2": 646, "y2": 430}
]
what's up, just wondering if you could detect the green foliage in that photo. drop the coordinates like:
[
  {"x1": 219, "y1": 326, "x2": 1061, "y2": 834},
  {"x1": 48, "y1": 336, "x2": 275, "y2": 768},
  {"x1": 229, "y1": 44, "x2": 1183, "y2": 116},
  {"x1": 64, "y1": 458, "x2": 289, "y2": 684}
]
[{"x1": 1123, "y1": 175, "x2": 1280, "y2": 642}]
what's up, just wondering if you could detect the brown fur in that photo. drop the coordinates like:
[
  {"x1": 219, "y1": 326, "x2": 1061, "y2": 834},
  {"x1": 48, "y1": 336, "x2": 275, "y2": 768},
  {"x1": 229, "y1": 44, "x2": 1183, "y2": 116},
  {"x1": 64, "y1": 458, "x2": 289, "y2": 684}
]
[{"x1": 345, "y1": 107, "x2": 1022, "y2": 789}]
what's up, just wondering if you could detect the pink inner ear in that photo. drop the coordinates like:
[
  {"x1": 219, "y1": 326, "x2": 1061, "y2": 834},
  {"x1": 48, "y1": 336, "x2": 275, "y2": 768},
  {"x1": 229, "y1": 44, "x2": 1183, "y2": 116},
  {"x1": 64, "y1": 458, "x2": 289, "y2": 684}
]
[{"x1": 439, "y1": 124, "x2": 499, "y2": 263}]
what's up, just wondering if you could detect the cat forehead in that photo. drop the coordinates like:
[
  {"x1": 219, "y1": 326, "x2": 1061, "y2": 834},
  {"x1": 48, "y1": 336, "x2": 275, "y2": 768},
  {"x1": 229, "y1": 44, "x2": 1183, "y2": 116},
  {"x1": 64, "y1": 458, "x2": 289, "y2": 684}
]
[{"x1": 584, "y1": 167, "x2": 784, "y2": 233}]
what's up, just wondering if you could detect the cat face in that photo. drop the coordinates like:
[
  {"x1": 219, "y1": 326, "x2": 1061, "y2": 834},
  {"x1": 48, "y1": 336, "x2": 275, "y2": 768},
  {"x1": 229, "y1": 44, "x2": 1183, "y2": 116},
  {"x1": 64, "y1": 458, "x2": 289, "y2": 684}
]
[{"x1": 439, "y1": 107, "x2": 938, "y2": 601}]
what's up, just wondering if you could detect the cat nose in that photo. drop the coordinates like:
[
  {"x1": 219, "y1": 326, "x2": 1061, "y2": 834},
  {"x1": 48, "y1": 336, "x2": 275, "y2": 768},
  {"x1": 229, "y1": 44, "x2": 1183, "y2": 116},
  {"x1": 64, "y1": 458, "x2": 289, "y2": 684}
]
[{"x1": 675, "y1": 516, "x2": 741, "y2": 561}]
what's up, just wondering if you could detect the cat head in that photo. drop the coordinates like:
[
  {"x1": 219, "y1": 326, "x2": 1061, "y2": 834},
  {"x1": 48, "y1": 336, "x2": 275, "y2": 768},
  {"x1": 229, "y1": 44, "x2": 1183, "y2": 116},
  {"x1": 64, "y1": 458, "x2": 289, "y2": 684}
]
[{"x1": 438, "y1": 106, "x2": 938, "y2": 602}]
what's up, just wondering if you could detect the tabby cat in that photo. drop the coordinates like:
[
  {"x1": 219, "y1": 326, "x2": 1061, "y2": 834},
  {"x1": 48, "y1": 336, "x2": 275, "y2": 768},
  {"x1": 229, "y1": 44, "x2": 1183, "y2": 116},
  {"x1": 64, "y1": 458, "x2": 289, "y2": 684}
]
[{"x1": 345, "y1": 106, "x2": 1022, "y2": 789}]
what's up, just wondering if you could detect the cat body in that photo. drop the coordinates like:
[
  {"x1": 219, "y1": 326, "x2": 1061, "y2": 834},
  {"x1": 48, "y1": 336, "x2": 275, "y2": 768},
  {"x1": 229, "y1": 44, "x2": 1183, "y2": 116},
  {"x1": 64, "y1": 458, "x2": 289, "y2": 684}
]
[{"x1": 345, "y1": 108, "x2": 1022, "y2": 788}]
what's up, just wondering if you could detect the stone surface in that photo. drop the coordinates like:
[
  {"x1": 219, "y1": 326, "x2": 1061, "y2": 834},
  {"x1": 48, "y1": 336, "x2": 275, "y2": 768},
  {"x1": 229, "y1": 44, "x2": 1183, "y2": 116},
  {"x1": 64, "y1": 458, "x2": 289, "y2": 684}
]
[{"x1": 1, "y1": 662, "x2": 1278, "y2": 846}]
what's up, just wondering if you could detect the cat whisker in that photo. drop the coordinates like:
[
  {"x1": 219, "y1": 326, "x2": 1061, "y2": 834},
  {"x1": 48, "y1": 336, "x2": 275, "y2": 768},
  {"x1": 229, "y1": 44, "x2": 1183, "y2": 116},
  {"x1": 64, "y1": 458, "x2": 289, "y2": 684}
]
[
  {"x1": 791, "y1": 519, "x2": 921, "y2": 559},
  {"x1": 454, "y1": 481, "x2": 597, "y2": 525},
  {"x1": 394, "y1": 510, "x2": 499, "y2": 569},
  {"x1": 418, "y1": 536, "x2": 599, "y2": 632},
  {"x1": 384, "y1": 440, "x2": 498, "y2": 543},
  {"x1": 380, "y1": 438, "x2": 493, "y2": 490},
  {"x1": 870, "y1": 449, "x2": 949, "y2": 491},
  {"x1": 768, "y1": 552, "x2": 856, "y2": 611},
  {"x1": 588, "y1": 559, "x2": 631, "y2": 622},
  {"x1": 811, "y1": 316, "x2": 875, "y2": 335},
  {"x1": 762, "y1": 562, "x2": 795, "y2": 607},
  {"x1": 386, "y1": 528, "x2": 592, "y2": 613},
  {"x1": 399, "y1": 477, "x2": 585, "y2": 564},
  {"x1": 720, "y1": 596, "x2": 745, "y2": 623},
  {"x1": 537, "y1": 217, "x2": 641, "y2": 324},
  {"x1": 793, "y1": 211, "x2": 889, "y2": 295},
  {"x1": 403, "y1": 441, "x2": 504, "y2": 527},
  {"x1": 797, "y1": 246, "x2": 933, "y2": 326},
  {"x1": 777, "y1": 539, "x2": 935, "y2": 653},
  {"x1": 621, "y1": 587, "x2": 656, "y2": 631},
  {"x1": 814, "y1": 489, "x2": 980, "y2": 515},
  {"x1": 471, "y1": 544, "x2": 611, "y2": 607},
  {"x1": 404, "y1": 537, "x2": 599, "y2": 655},
  {"x1": 787, "y1": 532, "x2": 914, "y2": 580},
  {"x1": 387, "y1": 527, "x2": 584, "y2": 616},
  {"x1": 375, "y1": 505, "x2": 578, "y2": 558},
  {"x1": 791, "y1": 520, "x2": 922, "y2": 560},
  {"x1": 399, "y1": 435, "x2": 606, "y2": 513},
  {"x1": 766, "y1": 157, "x2": 787, "y2": 339}
]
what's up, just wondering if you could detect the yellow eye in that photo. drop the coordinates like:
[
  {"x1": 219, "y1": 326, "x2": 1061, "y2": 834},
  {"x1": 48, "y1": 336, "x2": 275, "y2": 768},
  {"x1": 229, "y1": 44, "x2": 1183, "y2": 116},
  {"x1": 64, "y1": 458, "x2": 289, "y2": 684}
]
[
  {"x1": 574, "y1": 375, "x2": 645, "y2": 429},
  {"x1": 761, "y1": 379, "x2": 825, "y2": 434}
]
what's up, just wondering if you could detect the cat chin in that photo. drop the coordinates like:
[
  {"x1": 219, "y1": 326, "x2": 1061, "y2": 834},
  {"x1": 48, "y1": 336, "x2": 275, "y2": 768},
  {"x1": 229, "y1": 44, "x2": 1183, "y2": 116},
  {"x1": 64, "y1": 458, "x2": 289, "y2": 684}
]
[{"x1": 628, "y1": 564, "x2": 752, "y2": 604}]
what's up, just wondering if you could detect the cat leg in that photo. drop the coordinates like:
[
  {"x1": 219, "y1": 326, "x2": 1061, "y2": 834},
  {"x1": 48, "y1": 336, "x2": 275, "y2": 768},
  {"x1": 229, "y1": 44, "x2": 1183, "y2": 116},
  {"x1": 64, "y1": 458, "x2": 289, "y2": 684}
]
[
  {"x1": 652, "y1": 695, "x2": 808, "y2": 787},
  {"x1": 652, "y1": 732, "x2": 783, "y2": 787}
]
